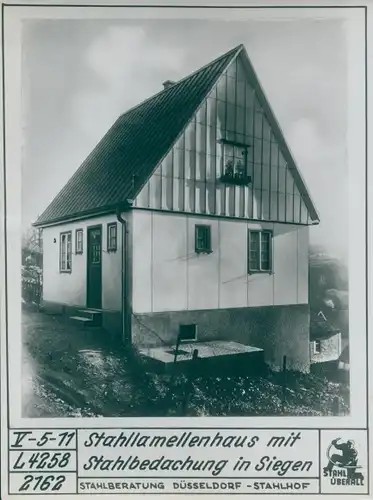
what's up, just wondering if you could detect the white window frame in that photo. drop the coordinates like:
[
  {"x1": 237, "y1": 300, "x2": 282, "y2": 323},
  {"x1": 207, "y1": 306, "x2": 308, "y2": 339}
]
[
  {"x1": 248, "y1": 229, "x2": 273, "y2": 274},
  {"x1": 107, "y1": 223, "x2": 117, "y2": 252},
  {"x1": 195, "y1": 224, "x2": 212, "y2": 254},
  {"x1": 75, "y1": 229, "x2": 83, "y2": 254},
  {"x1": 60, "y1": 231, "x2": 72, "y2": 273}
]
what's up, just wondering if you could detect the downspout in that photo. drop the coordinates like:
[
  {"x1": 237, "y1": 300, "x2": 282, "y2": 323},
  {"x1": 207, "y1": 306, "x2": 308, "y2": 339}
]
[{"x1": 116, "y1": 202, "x2": 132, "y2": 346}]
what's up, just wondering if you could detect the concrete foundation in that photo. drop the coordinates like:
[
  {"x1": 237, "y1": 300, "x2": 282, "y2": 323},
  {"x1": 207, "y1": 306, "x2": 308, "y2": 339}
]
[{"x1": 132, "y1": 304, "x2": 310, "y2": 373}]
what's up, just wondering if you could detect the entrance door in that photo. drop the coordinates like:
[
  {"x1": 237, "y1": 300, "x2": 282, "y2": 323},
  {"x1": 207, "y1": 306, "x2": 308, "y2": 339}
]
[{"x1": 87, "y1": 226, "x2": 102, "y2": 309}]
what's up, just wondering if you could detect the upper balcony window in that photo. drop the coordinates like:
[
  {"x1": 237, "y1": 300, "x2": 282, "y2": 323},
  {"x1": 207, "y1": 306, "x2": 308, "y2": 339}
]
[{"x1": 219, "y1": 139, "x2": 252, "y2": 186}]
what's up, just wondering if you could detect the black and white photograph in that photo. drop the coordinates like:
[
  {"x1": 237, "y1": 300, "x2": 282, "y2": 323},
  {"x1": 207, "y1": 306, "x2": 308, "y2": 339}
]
[
  {"x1": 1, "y1": 2, "x2": 371, "y2": 497},
  {"x1": 12, "y1": 6, "x2": 362, "y2": 420}
]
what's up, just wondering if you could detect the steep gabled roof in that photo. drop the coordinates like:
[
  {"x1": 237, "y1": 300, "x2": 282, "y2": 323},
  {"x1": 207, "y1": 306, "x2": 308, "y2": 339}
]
[
  {"x1": 34, "y1": 45, "x2": 241, "y2": 226},
  {"x1": 35, "y1": 43, "x2": 319, "y2": 227}
]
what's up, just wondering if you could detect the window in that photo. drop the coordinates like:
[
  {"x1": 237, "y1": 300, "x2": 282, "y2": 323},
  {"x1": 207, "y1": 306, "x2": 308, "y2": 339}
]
[
  {"x1": 219, "y1": 139, "x2": 251, "y2": 186},
  {"x1": 195, "y1": 225, "x2": 212, "y2": 254},
  {"x1": 248, "y1": 230, "x2": 272, "y2": 273},
  {"x1": 107, "y1": 223, "x2": 117, "y2": 252},
  {"x1": 179, "y1": 324, "x2": 198, "y2": 342},
  {"x1": 75, "y1": 229, "x2": 83, "y2": 254},
  {"x1": 313, "y1": 340, "x2": 321, "y2": 354},
  {"x1": 60, "y1": 231, "x2": 72, "y2": 272}
]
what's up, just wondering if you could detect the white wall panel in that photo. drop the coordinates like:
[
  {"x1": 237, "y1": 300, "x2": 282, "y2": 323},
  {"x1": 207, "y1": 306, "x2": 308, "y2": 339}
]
[
  {"x1": 273, "y1": 225, "x2": 298, "y2": 305},
  {"x1": 219, "y1": 220, "x2": 248, "y2": 308},
  {"x1": 187, "y1": 218, "x2": 219, "y2": 310},
  {"x1": 131, "y1": 211, "x2": 308, "y2": 313},
  {"x1": 132, "y1": 211, "x2": 152, "y2": 313},
  {"x1": 297, "y1": 226, "x2": 309, "y2": 304},
  {"x1": 152, "y1": 214, "x2": 188, "y2": 312},
  {"x1": 247, "y1": 273, "x2": 274, "y2": 307}
]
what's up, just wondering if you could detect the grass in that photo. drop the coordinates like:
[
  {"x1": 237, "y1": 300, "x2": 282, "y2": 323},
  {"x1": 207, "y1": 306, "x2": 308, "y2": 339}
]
[{"x1": 22, "y1": 305, "x2": 349, "y2": 418}]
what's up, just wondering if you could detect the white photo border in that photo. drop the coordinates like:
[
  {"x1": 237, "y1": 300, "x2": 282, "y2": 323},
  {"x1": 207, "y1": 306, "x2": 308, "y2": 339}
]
[{"x1": 0, "y1": 2, "x2": 368, "y2": 430}]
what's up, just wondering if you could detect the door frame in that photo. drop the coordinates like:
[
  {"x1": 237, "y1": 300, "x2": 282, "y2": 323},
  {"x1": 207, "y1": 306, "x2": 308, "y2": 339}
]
[{"x1": 86, "y1": 223, "x2": 103, "y2": 309}]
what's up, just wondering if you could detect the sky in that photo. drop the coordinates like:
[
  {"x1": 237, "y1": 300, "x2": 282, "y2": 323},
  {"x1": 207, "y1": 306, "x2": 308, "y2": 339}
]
[{"x1": 21, "y1": 16, "x2": 348, "y2": 261}]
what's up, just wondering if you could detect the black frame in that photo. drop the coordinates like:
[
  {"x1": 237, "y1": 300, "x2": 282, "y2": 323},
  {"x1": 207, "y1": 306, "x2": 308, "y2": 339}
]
[
  {"x1": 195, "y1": 224, "x2": 212, "y2": 254},
  {"x1": 75, "y1": 228, "x2": 83, "y2": 254},
  {"x1": 248, "y1": 229, "x2": 273, "y2": 274},
  {"x1": 107, "y1": 222, "x2": 118, "y2": 252},
  {"x1": 59, "y1": 231, "x2": 72, "y2": 273}
]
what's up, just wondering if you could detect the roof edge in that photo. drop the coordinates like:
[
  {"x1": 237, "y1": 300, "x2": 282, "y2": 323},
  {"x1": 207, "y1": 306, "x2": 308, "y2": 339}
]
[
  {"x1": 36, "y1": 45, "x2": 244, "y2": 227},
  {"x1": 33, "y1": 200, "x2": 132, "y2": 228},
  {"x1": 115, "y1": 44, "x2": 244, "y2": 125}
]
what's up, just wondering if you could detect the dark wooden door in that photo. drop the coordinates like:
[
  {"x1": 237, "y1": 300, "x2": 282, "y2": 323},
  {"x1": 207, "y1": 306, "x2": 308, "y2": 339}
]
[{"x1": 87, "y1": 226, "x2": 102, "y2": 309}]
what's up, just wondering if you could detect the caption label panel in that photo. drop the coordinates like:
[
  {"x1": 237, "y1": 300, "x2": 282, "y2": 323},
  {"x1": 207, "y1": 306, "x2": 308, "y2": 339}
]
[{"x1": 7, "y1": 428, "x2": 368, "y2": 495}]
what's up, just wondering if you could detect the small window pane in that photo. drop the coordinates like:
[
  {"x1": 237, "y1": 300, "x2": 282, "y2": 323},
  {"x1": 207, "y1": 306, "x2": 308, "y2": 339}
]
[
  {"x1": 195, "y1": 225, "x2": 211, "y2": 253},
  {"x1": 107, "y1": 223, "x2": 117, "y2": 251},
  {"x1": 248, "y1": 230, "x2": 272, "y2": 273},
  {"x1": 222, "y1": 142, "x2": 247, "y2": 181},
  {"x1": 76, "y1": 229, "x2": 83, "y2": 254},
  {"x1": 60, "y1": 232, "x2": 72, "y2": 272},
  {"x1": 249, "y1": 231, "x2": 260, "y2": 270}
]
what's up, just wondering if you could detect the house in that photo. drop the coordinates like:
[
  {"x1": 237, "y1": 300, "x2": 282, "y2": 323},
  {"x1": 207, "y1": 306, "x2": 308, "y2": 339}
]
[
  {"x1": 34, "y1": 44, "x2": 319, "y2": 373},
  {"x1": 310, "y1": 311, "x2": 342, "y2": 366}
]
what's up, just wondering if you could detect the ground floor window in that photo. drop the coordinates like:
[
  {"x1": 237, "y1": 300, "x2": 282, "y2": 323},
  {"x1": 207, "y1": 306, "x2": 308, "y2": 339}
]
[
  {"x1": 248, "y1": 230, "x2": 272, "y2": 273},
  {"x1": 60, "y1": 231, "x2": 72, "y2": 272},
  {"x1": 107, "y1": 222, "x2": 117, "y2": 252},
  {"x1": 75, "y1": 229, "x2": 83, "y2": 254},
  {"x1": 195, "y1": 225, "x2": 212, "y2": 254}
]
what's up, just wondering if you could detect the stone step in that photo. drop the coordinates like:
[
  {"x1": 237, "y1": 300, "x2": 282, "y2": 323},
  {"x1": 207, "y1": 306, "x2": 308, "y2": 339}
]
[
  {"x1": 78, "y1": 309, "x2": 102, "y2": 316},
  {"x1": 70, "y1": 315, "x2": 94, "y2": 325},
  {"x1": 77, "y1": 309, "x2": 102, "y2": 326}
]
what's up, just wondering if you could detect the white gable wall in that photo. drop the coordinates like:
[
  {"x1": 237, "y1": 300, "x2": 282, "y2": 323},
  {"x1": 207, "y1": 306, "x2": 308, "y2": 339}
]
[
  {"x1": 132, "y1": 210, "x2": 309, "y2": 314},
  {"x1": 134, "y1": 54, "x2": 311, "y2": 225},
  {"x1": 42, "y1": 213, "x2": 123, "y2": 311}
]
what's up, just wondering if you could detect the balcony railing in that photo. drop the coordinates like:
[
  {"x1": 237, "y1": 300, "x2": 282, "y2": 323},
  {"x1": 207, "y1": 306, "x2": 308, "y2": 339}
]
[
  {"x1": 220, "y1": 173, "x2": 252, "y2": 186},
  {"x1": 219, "y1": 160, "x2": 252, "y2": 186}
]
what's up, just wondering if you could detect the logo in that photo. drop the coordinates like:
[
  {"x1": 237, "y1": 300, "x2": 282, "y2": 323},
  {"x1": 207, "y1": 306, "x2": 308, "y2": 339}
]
[{"x1": 323, "y1": 438, "x2": 365, "y2": 486}]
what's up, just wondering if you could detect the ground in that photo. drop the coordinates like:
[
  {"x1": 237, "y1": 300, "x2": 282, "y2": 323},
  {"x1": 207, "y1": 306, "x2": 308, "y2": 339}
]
[{"x1": 22, "y1": 305, "x2": 350, "y2": 418}]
